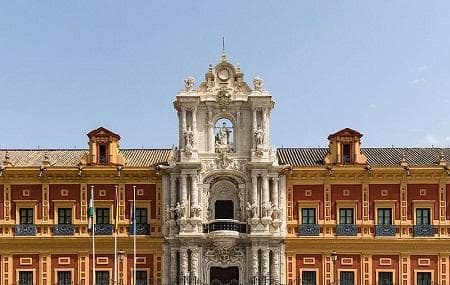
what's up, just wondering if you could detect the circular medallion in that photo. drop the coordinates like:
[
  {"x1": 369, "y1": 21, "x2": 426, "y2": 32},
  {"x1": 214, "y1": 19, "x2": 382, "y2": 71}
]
[{"x1": 217, "y1": 68, "x2": 230, "y2": 81}]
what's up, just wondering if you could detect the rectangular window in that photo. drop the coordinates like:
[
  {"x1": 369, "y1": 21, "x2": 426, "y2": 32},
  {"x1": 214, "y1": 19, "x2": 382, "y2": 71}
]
[
  {"x1": 417, "y1": 272, "x2": 432, "y2": 285},
  {"x1": 135, "y1": 208, "x2": 148, "y2": 224},
  {"x1": 377, "y1": 208, "x2": 392, "y2": 225},
  {"x1": 19, "y1": 271, "x2": 33, "y2": 285},
  {"x1": 301, "y1": 271, "x2": 316, "y2": 285},
  {"x1": 416, "y1": 208, "x2": 431, "y2": 225},
  {"x1": 57, "y1": 271, "x2": 72, "y2": 285},
  {"x1": 58, "y1": 208, "x2": 72, "y2": 224},
  {"x1": 339, "y1": 208, "x2": 354, "y2": 225},
  {"x1": 301, "y1": 208, "x2": 316, "y2": 225},
  {"x1": 98, "y1": 144, "x2": 107, "y2": 164},
  {"x1": 343, "y1": 143, "x2": 351, "y2": 164},
  {"x1": 340, "y1": 271, "x2": 355, "y2": 285},
  {"x1": 96, "y1": 208, "x2": 110, "y2": 225},
  {"x1": 378, "y1": 272, "x2": 393, "y2": 285},
  {"x1": 136, "y1": 270, "x2": 148, "y2": 285},
  {"x1": 20, "y1": 208, "x2": 34, "y2": 225},
  {"x1": 95, "y1": 271, "x2": 110, "y2": 285}
]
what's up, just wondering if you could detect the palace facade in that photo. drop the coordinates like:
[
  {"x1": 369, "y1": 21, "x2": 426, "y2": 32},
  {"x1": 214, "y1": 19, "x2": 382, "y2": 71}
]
[{"x1": 0, "y1": 54, "x2": 449, "y2": 285}]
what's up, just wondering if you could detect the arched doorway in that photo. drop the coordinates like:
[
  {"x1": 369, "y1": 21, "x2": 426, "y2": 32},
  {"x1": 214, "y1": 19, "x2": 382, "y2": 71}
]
[{"x1": 210, "y1": 267, "x2": 239, "y2": 285}]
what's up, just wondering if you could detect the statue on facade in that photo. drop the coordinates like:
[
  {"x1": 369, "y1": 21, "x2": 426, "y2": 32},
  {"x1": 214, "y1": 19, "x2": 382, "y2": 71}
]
[
  {"x1": 246, "y1": 202, "x2": 258, "y2": 219},
  {"x1": 175, "y1": 202, "x2": 186, "y2": 219},
  {"x1": 183, "y1": 125, "x2": 194, "y2": 153},
  {"x1": 184, "y1": 76, "x2": 195, "y2": 91},
  {"x1": 217, "y1": 122, "x2": 230, "y2": 145},
  {"x1": 262, "y1": 201, "x2": 274, "y2": 218},
  {"x1": 254, "y1": 126, "x2": 264, "y2": 146},
  {"x1": 253, "y1": 76, "x2": 263, "y2": 91}
]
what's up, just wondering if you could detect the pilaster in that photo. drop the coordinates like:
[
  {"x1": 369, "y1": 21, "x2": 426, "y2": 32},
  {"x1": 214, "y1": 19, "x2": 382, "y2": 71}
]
[
  {"x1": 79, "y1": 252, "x2": 89, "y2": 285},
  {"x1": 4, "y1": 183, "x2": 11, "y2": 223},
  {"x1": 1, "y1": 254, "x2": 12, "y2": 285},
  {"x1": 40, "y1": 253, "x2": 51, "y2": 285}
]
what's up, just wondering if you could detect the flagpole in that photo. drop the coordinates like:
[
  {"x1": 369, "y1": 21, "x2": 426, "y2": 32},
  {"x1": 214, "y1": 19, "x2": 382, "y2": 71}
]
[
  {"x1": 133, "y1": 185, "x2": 136, "y2": 285},
  {"x1": 91, "y1": 186, "x2": 96, "y2": 285},
  {"x1": 114, "y1": 185, "x2": 119, "y2": 285}
]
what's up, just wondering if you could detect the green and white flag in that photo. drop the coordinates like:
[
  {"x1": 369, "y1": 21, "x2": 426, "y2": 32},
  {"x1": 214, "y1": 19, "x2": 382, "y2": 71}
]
[{"x1": 88, "y1": 188, "x2": 94, "y2": 230}]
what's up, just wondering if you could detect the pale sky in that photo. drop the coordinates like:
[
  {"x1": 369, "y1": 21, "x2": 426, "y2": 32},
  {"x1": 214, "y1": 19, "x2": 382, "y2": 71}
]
[{"x1": 1, "y1": 1, "x2": 449, "y2": 149}]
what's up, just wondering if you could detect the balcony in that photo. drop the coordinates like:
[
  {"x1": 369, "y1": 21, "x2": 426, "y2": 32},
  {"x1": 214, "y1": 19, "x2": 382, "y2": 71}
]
[
  {"x1": 375, "y1": 224, "x2": 397, "y2": 237},
  {"x1": 414, "y1": 224, "x2": 435, "y2": 237},
  {"x1": 15, "y1": 224, "x2": 37, "y2": 236},
  {"x1": 94, "y1": 224, "x2": 113, "y2": 235},
  {"x1": 53, "y1": 224, "x2": 75, "y2": 236},
  {"x1": 128, "y1": 223, "x2": 151, "y2": 235},
  {"x1": 298, "y1": 224, "x2": 320, "y2": 236},
  {"x1": 203, "y1": 220, "x2": 247, "y2": 234},
  {"x1": 336, "y1": 224, "x2": 358, "y2": 236}
]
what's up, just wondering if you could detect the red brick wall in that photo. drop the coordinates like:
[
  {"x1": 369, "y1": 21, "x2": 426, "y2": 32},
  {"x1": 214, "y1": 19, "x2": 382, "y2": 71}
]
[
  {"x1": 331, "y1": 185, "x2": 362, "y2": 220},
  {"x1": 49, "y1": 184, "x2": 81, "y2": 219},
  {"x1": 13, "y1": 254, "x2": 40, "y2": 284},
  {"x1": 296, "y1": 254, "x2": 323, "y2": 284},
  {"x1": 410, "y1": 255, "x2": 438, "y2": 284},
  {"x1": 407, "y1": 184, "x2": 439, "y2": 220},
  {"x1": 369, "y1": 184, "x2": 401, "y2": 220},
  {"x1": 372, "y1": 255, "x2": 399, "y2": 284},
  {"x1": 125, "y1": 184, "x2": 157, "y2": 219},
  {"x1": 88, "y1": 184, "x2": 118, "y2": 201},
  {"x1": 51, "y1": 254, "x2": 79, "y2": 284},
  {"x1": 447, "y1": 184, "x2": 450, "y2": 220},
  {"x1": 292, "y1": 185, "x2": 324, "y2": 220},
  {"x1": 11, "y1": 184, "x2": 42, "y2": 220},
  {"x1": 126, "y1": 254, "x2": 154, "y2": 284},
  {"x1": 337, "y1": 254, "x2": 360, "y2": 284}
]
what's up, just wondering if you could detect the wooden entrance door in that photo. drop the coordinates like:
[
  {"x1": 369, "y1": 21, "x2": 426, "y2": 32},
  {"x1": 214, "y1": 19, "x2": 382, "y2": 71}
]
[{"x1": 210, "y1": 266, "x2": 239, "y2": 284}]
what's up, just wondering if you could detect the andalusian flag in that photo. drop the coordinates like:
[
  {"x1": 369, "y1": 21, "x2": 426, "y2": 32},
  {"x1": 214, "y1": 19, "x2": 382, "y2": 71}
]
[{"x1": 88, "y1": 187, "x2": 94, "y2": 230}]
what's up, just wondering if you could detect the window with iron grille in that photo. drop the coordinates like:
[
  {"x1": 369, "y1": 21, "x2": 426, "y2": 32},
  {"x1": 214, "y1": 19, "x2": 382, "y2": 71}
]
[
  {"x1": 417, "y1": 272, "x2": 432, "y2": 285},
  {"x1": 416, "y1": 208, "x2": 431, "y2": 225},
  {"x1": 301, "y1": 208, "x2": 316, "y2": 225},
  {"x1": 96, "y1": 208, "x2": 110, "y2": 225},
  {"x1": 339, "y1": 208, "x2": 354, "y2": 225},
  {"x1": 301, "y1": 271, "x2": 316, "y2": 285},
  {"x1": 377, "y1": 208, "x2": 392, "y2": 225},
  {"x1": 58, "y1": 208, "x2": 72, "y2": 224},
  {"x1": 378, "y1": 272, "x2": 393, "y2": 285},
  {"x1": 135, "y1": 208, "x2": 148, "y2": 224},
  {"x1": 136, "y1": 270, "x2": 148, "y2": 285},
  {"x1": 95, "y1": 271, "x2": 110, "y2": 285},
  {"x1": 340, "y1": 271, "x2": 354, "y2": 285},
  {"x1": 19, "y1": 271, "x2": 33, "y2": 285},
  {"x1": 57, "y1": 271, "x2": 71, "y2": 285},
  {"x1": 20, "y1": 208, "x2": 34, "y2": 225}
]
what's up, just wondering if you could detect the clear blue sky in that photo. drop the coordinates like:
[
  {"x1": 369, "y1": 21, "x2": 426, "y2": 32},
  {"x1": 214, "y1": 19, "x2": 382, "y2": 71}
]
[{"x1": 1, "y1": 1, "x2": 449, "y2": 149}]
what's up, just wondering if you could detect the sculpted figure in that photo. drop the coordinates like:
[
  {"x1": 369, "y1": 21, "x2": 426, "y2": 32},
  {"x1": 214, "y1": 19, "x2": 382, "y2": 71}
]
[
  {"x1": 184, "y1": 76, "x2": 195, "y2": 91},
  {"x1": 253, "y1": 76, "x2": 263, "y2": 91},
  {"x1": 254, "y1": 126, "x2": 264, "y2": 146},
  {"x1": 184, "y1": 125, "x2": 194, "y2": 149},
  {"x1": 218, "y1": 122, "x2": 230, "y2": 145}
]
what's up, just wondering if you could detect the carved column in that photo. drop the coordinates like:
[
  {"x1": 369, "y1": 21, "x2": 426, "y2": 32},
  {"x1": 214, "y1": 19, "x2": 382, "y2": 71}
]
[
  {"x1": 180, "y1": 174, "x2": 187, "y2": 207},
  {"x1": 271, "y1": 248, "x2": 280, "y2": 282},
  {"x1": 170, "y1": 174, "x2": 177, "y2": 207},
  {"x1": 162, "y1": 244, "x2": 170, "y2": 284},
  {"x1": 251, "y1": 248, "x2": 259, "y2": 280},
  {"x1": 261, "y1": 248, "x2": 270, "y2": 280},
  {"x1": 180, "y1": 248, "x2": 189, "y2": 278},
  {"x1": 262, "y1": 174, "x2": 270, "y2": 217},
  {"x1": 262, "y1": 108, "x2": 268, "y2": 146},
  {"x1": 192, "y1": 107, "x2": 197, "y2": 148},
  {"x1": 191, "y1": 174, "x2": 198, "y2": 208},
  {"x1": 190, "y1": 248, "x2": 199, "y2": 278},
  {"x1": 271, "y1": 177, "x2": 279, "y2": 209},
  {"x1": 251, "y1": 173, "x2": 258, "y2": 206},
  {"x1": 208, "y1": 110, "x2": 214, "y2": 152},
  {"x1": 170, "y1": 249, "x2": 178, "y2": 284},
  {"x1": 252, "y1": 109, "x2": 257, "y2": 149}
]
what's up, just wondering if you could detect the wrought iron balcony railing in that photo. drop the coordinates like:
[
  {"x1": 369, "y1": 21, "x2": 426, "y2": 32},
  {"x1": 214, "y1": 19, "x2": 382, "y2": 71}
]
[
  {"x1": 298, "y1": 224, "x2": 320, "y2": 236},
  {"x1": 375, "y1": 224, "x2": 397, "y2": 237},
  {"x1": 94, "y1": 224, "x2": 113, "y2": 235},
  {"x1": 336, "y1": 224, "x2": 358, "y2": 236},
  {"x1": 414, "y1": 224, "x2": 435, "y2": 237},
  {"x1": 15, "y1": 224, "x2": 37, "y2": 236},
  {"x1": 203, "y1": 220, "x2": 247, "y2": 234},
  {"x1": 53, "y1": 224, "x2": 75, "y2": 236},
  {"x1": 128, "y1": 223, "x2": 151, "y2": 235}
]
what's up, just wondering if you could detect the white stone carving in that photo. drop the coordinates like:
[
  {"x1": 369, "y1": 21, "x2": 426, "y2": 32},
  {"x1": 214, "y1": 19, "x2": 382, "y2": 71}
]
[
  {"x1": 183, "y1": 125, "x2": 194, "y2": 154},
  {"x1": 205, "y1": 245, "x2": 244, "y2": 265},
  {"x1": 254, "y1": 126, "x2": 264, "y2": 146},
  {"x1": 253, "y1": 76, "x2": 263, "y2": 91},
  {"x1": 184, "y1": 76, "x2": 195, "y2": 91}
]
